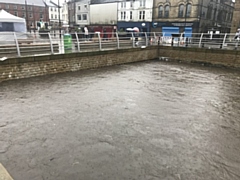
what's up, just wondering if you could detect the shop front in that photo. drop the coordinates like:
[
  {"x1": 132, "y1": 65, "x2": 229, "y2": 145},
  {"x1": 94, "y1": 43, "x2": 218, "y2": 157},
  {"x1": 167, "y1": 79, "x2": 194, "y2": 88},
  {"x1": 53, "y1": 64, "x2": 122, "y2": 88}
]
[
  {"x1": 151, "y1": 21, "x2": 199, "y2": 37},
  {"x1": 117, "y1": 22, "x2": 151, "y2": 33}
]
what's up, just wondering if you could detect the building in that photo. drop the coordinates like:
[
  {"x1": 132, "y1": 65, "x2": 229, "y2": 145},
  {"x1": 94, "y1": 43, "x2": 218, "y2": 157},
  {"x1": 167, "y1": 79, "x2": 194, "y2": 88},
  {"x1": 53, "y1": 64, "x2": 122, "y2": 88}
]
[
  {"x1": 117, "y1": 0, "x2": 154, "y2": 33},
  {"x1": 67, "y1": 0, "x2": 76, "y2": 27},
  {"x1": 0, "y1": 0, "x2": 49, "y2": 31},
  {"x1": 75, "y1": 0, "x2": 90, "y2": 26},
  {"x1": 231, "y1": 0, "x2": 240, "y2": 34},
  {"x1": 152, "y1": 0, "x2": 234, "y2": 35},
  {"x1": 62, "y1": 0, "x2": 68, "y2": 25},
  {"x1": 87, "y1": 0, "x2": 118, "y2": 36},
  {"x1": 44, "y1": 0, "x2": 63, "y2": 29}
]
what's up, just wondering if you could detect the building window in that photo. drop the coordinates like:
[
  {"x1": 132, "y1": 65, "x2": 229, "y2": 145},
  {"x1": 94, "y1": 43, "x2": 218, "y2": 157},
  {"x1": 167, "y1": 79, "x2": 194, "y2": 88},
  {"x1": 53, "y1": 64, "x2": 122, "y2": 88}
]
[
  {"x1": 140, "y1": 0, "x2": 146, "y2": 7},
  {"x1": 28, "y1": 6, "x2": 32, "y2": 11},
  {"x1": 158, "y1": 5, "x2": 163, "y2": 18},
  {"x1": 83, "y1": 14, "x2": 87, "y2": 20},
  {"x1": 121, "y1": 2, "x2": 126, "y2": 8},
  {"x1": 178, "y1": 4, "x2": 184, "y2": 18},
  {"x1": 22, "y1": 12, "x2": 26, "y2": 18},
  {"x1": 40, "y1": 8, "x2": 43, "y2": 12},
  {"x1": 186, "y1": 4, "x2": 191, "y2": 17},
  {"x1": 121, "y1": 11, "x2": 126, "y2": 20},
  {"x1": 130, "y1": 11, "x2": 132, "y2": 20},
  {"x1": 14, "y1": 12, "x2": 18, "y2": 16},
  {"x1": 22, "y1": 6, "x2": 25, "y2": 10},
  {"x1": 84, "y1": 4, "x2": 88, "y2": 9},
  {"x1": 14, "y1": 5, "x2": 17, "y2": 9},
  {"x1": 5, "y1": 4, "x2": 9, "y2": 9},
  {"x1": 217, "y1": 9, "x2": 223, "y2": 21},
  {"x1": 207, "y1": 5, "x2": 213, "y2": 19},
  {"x1": 213, "y1": 8, "x2": 217, "y2": 20},
  {"x1": 55, "y1": 15, "x2": 57, "y2": 19},
  {"x1": 51, "y1": 7, "x2": 53, "y2": 11},
  {"x1": 139, "y1": 11, "x2": 145, "y2": 20},
  {"x1": 51, "y1": 14, "x2": 53, "y2": 19},
  {"x1": 164, "y1": 5, "x2": 169, "y2": 18},
  {"x1": 78, "y1": 6, "x2": 81, "y2": 10},
  {"x1": 40, "y1": 13, "x2": 43, "y2": 19},
  {"x1": 130, "y1": 2, "x2": 133, "y2": 8},
  {"x1": 77, "y1": 15, "x2": 81, "y2": 20},
  {"x1": 29, "y1": 13, "x2": 32, "y2": 18}
]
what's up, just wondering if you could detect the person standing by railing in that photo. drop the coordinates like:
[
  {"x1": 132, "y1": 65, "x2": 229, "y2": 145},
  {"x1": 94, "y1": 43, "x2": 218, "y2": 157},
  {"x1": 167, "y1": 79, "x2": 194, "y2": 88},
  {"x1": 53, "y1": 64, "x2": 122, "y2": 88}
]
[
  {"x1": 234, "y1": 29, "x2": 240, "y2": 41},
  {"x1": 84, "y1": 26, "x2": 89, "y2": 41}
]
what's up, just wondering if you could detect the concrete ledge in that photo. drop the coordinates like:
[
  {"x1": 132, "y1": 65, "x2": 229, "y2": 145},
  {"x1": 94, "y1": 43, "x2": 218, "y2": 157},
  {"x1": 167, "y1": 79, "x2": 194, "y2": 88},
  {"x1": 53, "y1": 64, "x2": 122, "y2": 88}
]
[{"x1": 0, "y1": 163, "x2": 13, "y2": 180}]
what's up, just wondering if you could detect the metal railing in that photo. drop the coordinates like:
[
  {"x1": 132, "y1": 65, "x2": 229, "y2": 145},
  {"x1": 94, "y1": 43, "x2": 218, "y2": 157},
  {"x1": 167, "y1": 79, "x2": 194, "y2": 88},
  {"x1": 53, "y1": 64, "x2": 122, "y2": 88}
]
[{"x1": 0, "y1": 31, "x2": 240, "y2": 59}]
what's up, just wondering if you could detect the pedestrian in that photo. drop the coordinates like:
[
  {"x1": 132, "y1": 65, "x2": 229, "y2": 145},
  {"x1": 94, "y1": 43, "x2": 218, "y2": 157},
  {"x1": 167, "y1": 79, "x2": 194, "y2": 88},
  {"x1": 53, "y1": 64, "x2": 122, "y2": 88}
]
[
  {"x1": 84, "y1": 26, "x2": 89, "y2": 41},
  {"x1": 234, "y1": 29, "x2": 240, "y2": 41},
  {"x1": 103, "y1": 28, "x2": 108, "y2": 41}
]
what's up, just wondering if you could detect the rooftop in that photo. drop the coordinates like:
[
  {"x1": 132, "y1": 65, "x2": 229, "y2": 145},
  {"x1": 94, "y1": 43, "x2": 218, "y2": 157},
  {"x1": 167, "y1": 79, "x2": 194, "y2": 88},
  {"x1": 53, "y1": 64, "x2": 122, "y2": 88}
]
[
  {"x1": 0, "y1": 0, "x2": 46, "y2": 6},
  {"x1": 90, "y1": 0, "x2": 122, "y2": 5}
]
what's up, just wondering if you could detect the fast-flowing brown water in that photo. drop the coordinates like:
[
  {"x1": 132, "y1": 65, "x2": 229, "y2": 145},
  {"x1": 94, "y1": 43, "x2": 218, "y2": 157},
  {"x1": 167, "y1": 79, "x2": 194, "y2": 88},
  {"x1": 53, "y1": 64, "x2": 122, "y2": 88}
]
[{"x1": 0, "y1": 61, "x2": 240, "y2": 180}]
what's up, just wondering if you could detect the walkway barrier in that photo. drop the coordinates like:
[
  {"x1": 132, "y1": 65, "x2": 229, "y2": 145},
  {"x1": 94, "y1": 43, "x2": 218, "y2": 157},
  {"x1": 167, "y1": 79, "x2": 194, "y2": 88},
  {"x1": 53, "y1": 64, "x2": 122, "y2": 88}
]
[{"x1": 0, "y1": 31, "x2": 239, "y2": 59}]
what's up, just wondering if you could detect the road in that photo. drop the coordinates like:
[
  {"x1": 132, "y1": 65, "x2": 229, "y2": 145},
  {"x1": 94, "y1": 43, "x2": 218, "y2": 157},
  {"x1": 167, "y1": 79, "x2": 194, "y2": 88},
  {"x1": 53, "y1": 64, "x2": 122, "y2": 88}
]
[{"x1": 0, "y1": 61, "x2": 240, "y2": 180}]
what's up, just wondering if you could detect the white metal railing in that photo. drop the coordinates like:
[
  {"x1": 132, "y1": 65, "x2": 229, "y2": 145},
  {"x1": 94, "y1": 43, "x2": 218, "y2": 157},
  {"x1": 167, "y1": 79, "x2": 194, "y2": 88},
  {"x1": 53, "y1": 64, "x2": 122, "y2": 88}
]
[{"x1": 0, "y1": 31, "x2": 240, "y2": 59}]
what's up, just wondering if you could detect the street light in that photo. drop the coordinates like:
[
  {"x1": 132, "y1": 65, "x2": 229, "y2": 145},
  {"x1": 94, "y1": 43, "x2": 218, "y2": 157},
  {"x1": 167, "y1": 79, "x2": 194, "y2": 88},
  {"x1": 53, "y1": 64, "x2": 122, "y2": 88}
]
[
  {"x1": 58, "y1": 0, "x2": 61, "y2": 38},
  {"x1": 184, "y1": 0, "x2": 189, "y2": 32}
]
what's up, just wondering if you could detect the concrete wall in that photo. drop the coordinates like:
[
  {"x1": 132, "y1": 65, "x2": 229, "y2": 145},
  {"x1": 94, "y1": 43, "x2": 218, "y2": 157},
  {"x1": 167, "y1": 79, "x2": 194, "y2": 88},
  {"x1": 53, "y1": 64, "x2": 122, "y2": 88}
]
[
  {"x1": 159, "y1": 46, "x2": 240, "y2": 69},
  {"x1": 1, "y1": 45, "x2": 240, "y2": 83},
  {"x1": 0, "y1": 47, "x2": 158, "y2": 82}
]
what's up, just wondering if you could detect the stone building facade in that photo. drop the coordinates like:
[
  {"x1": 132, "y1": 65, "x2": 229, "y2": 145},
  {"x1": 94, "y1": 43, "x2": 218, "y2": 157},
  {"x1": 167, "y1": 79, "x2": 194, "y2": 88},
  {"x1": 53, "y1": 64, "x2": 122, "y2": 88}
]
[
  {"x1": 231, "y1": 0, "x2": 240, "y2": 34},
  {"x1": 152, "y1": 0, "x2": 234, "y2": 35}
]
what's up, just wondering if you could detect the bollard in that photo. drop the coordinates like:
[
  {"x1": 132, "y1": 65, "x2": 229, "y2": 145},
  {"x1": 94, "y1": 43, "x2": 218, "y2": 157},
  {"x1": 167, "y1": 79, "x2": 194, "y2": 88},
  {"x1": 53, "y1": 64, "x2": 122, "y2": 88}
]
[
  {"x1": 63, "y1": 34, "x2": 72, "y2": 53},
  {"x1": 171, "y1": 37, "x2": 174, "y2": 46}
]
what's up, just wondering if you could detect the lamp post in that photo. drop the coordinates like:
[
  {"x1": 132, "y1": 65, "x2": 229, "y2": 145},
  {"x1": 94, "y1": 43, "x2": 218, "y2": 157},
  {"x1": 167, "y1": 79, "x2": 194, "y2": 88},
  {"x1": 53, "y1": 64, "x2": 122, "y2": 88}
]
[
  {"x1": 58, "y1": 0, "x2": 61, "y2": 38},
  {"x1": 184, "y1": 0, "x2": 189, "y2": 32}
]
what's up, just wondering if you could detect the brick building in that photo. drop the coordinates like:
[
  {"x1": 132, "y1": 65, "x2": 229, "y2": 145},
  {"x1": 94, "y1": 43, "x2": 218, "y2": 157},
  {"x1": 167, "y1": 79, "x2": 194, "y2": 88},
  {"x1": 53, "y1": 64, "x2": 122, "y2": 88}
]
[
  {"x1": 0, "y1": 0, "x2": 49, "y2": 31},
  {"x1": 152, "y1": 0, "x2": 234, "y2": 35}
]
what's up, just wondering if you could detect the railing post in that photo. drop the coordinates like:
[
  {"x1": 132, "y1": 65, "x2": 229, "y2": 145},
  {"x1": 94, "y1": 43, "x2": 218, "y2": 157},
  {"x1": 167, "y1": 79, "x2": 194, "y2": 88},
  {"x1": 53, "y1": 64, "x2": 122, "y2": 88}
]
[
  {"x1": 13, "y1": 32, "x2": 21, "y2": 57},
  {"x1": 75, "y1": 32, "x2": 80, "y2": 52},
  {"x1": 48, "y1": 32, "x2": 54, "y2": 54},
  {"x1": 116, "y1": 32, "x2": 120, "y2": 49},
  {"x1": 153, "y1": 32, "x2": 157, "y2": 45},
  {"x1": 131, "y1": 32, "x2": 135, "y2": 47},
  {"x1": 199, "y1": 33, "x2": 203, "y2": 48},
  {"x1": 145, "y1": 32, "x2": 148, "y2": 46},
  {"x1": 97, "y1": 32, "x2": 102, "y2": 50},
  {"x1": 162, "y1": 32, "x2": 165, "y2": 45},
  {"x1": 221, "y1": 33, "x2": 227, "y2": 49},
  {"x1": 235, "y1": 39, "x2": 239, "y2": 50},
  {"x1": 180, "y1": 33, "x2": 183, "y2": 46}
]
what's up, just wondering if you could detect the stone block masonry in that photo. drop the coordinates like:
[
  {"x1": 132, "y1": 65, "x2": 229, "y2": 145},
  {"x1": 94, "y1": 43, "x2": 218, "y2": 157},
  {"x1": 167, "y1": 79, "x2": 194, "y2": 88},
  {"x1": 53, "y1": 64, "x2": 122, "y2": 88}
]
[
  {"x1": 0, "y1": 47, "x2": 158, "y2": 82},
  {"x1": 1, "y1": 46, "x2": 240, "y2": 82},
  {"x1": 159, "y1": 46, "x2": 240, "y2": 70}
]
